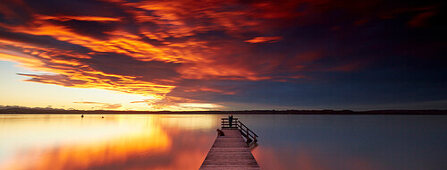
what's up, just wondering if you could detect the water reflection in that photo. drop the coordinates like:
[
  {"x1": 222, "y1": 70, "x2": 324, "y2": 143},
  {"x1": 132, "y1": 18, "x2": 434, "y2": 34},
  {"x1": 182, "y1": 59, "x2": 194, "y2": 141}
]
[
  {"x1": 1, "y1": 114, "x2": 447, "y2": 170},
  {"x1": 0, "y1": 114, "x2": 219, "y2": 170}
]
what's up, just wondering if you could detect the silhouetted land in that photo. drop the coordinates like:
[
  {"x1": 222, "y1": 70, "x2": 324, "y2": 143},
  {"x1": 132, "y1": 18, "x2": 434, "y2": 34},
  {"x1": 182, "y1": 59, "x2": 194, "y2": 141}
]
[{"x1": 0, "y1": 106, "x2": 446, "y2": 115}]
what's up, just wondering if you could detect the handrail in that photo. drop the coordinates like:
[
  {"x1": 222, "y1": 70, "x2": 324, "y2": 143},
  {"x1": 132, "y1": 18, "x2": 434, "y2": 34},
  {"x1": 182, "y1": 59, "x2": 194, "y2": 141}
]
[
  {"x1": 221, "y1": 117, "x2": 258, "y2": 144},
  {"x1": 238, "y1": 121, "x2": 258, "y2": 137}
]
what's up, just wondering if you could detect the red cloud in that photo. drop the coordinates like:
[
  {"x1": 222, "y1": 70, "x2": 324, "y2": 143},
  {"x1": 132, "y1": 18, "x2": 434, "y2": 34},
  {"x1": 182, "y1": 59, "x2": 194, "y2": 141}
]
[
  {"x1": 245, "y1": 36, "x2": 282, "y2": 43},
  {"x1": 36, "y1": 15, "x2": 121, "y2": 22},
  {"x1": 408, "y1": 11, "x2": 436, "y2": 27}
]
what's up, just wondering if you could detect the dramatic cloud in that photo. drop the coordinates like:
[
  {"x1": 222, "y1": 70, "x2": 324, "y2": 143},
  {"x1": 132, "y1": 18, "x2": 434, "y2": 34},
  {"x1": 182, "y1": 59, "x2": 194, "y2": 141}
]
[{"x1": 0, "y1": 0, "x2": 446, "y2": 110}]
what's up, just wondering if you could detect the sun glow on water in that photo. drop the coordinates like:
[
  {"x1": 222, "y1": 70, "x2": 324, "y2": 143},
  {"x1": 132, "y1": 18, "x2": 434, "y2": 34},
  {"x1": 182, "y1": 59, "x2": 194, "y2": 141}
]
[{"x1": 0, "y1": 114, "x2": 218, "y2": 170}]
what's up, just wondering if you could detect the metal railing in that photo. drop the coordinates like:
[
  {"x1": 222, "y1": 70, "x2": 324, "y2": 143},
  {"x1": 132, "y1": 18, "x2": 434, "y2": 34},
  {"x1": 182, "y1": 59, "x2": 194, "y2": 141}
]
[
  {"x1": 221, "y1": 118, "x2": 239, "y2": 128},
  {"x1": 221, "y1": 117, "x2": 258, "y2": 144}
]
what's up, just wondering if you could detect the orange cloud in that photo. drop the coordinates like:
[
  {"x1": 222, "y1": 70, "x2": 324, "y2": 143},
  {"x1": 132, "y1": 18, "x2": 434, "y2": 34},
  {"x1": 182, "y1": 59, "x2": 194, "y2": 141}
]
[
  {"x1": 4, "y1": 23, "x2": 190, "y2": 63},
  {"x1": 0, "y1": 0, "x2": 380, "y2": 110},
  {"x1": 36, "y1": 15, "x2": 121, "y2": 22},
  {"x1": 0, "y1": 49, "x2": 47, "y2": 70},
  {"x1": 0, "y1": 0, "x2": 301, "y2": 111},
  {"x1": 245, "y1": 36, "x2": 282, "y2": 43},
  {"x1": 177, "y1": 63, "x2": 271, "y2": 81}
]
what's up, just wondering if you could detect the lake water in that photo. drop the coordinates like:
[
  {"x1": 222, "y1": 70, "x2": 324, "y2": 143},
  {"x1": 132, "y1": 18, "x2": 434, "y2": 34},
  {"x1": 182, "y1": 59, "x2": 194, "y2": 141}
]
[{"x1": 1, "y1": 114, "x2": 446, "y2": 170}]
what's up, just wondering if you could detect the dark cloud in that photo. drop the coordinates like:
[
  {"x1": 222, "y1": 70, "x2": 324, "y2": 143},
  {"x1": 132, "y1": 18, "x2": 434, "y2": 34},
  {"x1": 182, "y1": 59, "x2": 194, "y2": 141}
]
[
  {"x1": 0, "y1": 28, "x2": 91, "y2": 53},
  {"x1": 23, "y1": 0, "x2": 124, "y2": 17},
  {"x1": 18, "y1": 73, "x2": 88, "y2": 86},
  {"x1": 47, "y1": 20, "x2": 118, "y2": 40},
  {"x1": 83, "y1": 52, "x2": 180, "y2": 83}
]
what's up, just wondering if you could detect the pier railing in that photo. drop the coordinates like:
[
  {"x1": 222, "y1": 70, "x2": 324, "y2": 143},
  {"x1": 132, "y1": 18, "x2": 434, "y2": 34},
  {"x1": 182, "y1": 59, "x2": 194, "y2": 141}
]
[
  {"x1": 221, "y1": 118, "x2": 258, "y2": 144},
  {"x1": 221, "y1": 118, "x2": 238, "y2": 128}
]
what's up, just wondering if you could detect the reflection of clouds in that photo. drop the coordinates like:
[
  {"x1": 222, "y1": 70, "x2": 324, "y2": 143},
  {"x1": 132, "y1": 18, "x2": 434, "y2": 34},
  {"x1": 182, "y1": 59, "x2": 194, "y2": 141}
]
[
  {"x1": 0, "y1": 115, "x2": 171, "y2": 169},
  {"x1": 6, "y1": 127, "x2": 170, "y2": 170},
  {"x1": 0, "y1": 114, "x2": 216, "y2": 170},
  {"x1": 157, "y1": 114, "x2": 220, "y2": 130}
]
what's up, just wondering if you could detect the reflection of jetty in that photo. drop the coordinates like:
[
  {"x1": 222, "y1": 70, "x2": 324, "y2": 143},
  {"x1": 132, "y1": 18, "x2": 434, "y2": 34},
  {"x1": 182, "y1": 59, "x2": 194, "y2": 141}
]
[{"x1": 200, "y1": 117, "x2": 260, "y2": 169}]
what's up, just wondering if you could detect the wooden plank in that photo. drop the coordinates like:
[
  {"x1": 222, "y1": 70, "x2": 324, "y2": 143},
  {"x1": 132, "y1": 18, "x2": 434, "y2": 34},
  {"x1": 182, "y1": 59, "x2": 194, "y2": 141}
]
[{"x1": 200, "y1": 129, "x2": 260, "y2": 170}]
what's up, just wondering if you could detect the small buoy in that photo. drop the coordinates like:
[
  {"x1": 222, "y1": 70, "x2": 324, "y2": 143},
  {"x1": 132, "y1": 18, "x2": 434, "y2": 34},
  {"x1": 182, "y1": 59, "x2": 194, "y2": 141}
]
[
  {"x1": 101, "y1": 116, "x2": 104, "y2": 118},
  {"x1": 81, "y1": 114, "x2": 84, "y2": 118}
]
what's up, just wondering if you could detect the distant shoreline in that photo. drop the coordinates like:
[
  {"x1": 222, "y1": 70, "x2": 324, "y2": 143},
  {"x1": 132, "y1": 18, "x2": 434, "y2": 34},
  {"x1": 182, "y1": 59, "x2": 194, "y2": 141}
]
[{"x1": 0, "y1": 107, "x2": 446, "y2": 115}]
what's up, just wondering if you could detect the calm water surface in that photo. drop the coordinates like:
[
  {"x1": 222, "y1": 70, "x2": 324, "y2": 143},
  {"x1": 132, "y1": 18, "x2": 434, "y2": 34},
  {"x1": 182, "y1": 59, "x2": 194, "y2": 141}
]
[{"x1": 1, "y1": 114, "x2": 446, "y2": 170}]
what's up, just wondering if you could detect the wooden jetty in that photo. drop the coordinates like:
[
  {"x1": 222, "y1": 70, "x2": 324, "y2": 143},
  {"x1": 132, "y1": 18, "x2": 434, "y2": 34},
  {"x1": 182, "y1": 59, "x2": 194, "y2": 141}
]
[{"x1": 200, "y1": 117, "x2": 260, "y2": 169}]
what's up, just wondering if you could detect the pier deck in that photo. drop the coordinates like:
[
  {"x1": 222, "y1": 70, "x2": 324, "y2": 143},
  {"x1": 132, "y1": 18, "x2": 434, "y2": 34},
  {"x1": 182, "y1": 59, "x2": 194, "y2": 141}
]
[{"x1": 200, "y1": 118, "x2": 259, "y2": 169}]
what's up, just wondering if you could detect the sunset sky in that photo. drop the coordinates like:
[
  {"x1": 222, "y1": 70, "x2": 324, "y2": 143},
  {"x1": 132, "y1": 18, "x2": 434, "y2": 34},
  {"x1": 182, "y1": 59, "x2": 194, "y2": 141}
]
[{"x1": 0, "y1": 0, "x2": 446, "y2": 111}]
